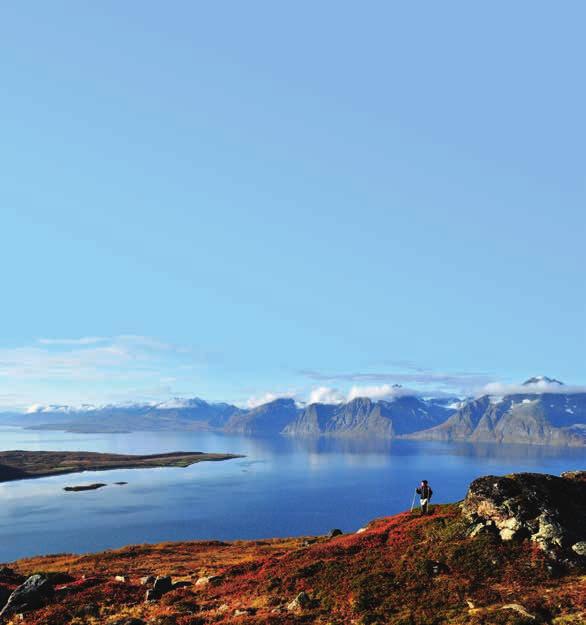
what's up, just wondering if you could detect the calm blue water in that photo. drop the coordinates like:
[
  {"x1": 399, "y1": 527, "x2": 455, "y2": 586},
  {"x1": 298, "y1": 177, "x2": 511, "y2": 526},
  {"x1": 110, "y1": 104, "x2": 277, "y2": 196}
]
[{"x1": 0, "y1": 426, "x2": 584, "y2": 561}]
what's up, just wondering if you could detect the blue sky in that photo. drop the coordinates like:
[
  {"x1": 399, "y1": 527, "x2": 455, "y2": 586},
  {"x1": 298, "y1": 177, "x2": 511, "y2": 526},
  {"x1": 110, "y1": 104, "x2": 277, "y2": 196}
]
[{"x1": 1, "y1": 2, "x2": 585, "y2": 409}]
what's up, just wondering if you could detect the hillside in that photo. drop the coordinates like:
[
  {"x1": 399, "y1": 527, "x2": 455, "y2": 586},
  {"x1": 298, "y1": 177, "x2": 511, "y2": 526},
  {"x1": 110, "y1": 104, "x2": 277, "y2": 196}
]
[{"x1": 1, "y1": 471, "x2": 584, "y2": 624}]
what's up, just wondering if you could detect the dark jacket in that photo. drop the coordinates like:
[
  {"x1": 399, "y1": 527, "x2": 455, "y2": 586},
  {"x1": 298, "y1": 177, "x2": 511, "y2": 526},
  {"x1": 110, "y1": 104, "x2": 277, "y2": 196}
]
[{"x1": 416, "y1": 484, "x2": 433, "y2": 499}]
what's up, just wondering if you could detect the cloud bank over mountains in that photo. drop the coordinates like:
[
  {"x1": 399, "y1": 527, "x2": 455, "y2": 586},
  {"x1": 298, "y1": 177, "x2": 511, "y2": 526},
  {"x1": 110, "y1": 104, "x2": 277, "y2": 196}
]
[
  {"x1": 479, "y1": 379, "x2": 586, "y2": 397},
  {"x1": 1, "y1": 336, "x2": 585, "y2": 412},
  {"x1": 0, "y1": 335, "x2": 201, "y2": 410}
]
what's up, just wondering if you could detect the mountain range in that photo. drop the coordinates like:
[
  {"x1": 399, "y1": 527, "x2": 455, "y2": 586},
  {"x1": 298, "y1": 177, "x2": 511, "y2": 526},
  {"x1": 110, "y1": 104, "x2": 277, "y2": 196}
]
[{"x1": 1, "y1": 376, "x2": 585, "y2": 445}]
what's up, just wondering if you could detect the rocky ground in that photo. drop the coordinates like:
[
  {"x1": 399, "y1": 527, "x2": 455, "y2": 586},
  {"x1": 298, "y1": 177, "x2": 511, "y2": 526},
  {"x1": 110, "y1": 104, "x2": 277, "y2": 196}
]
[{"x1": 1, "y1": 471, "x2": 585, "y2": 625}]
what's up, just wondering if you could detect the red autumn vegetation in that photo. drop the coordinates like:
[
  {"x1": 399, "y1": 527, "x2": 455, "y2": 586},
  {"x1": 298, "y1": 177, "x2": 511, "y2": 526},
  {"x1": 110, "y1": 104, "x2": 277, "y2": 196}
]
[{"x1": 2, "y1": 504, "x2": 585, "y2": 625}]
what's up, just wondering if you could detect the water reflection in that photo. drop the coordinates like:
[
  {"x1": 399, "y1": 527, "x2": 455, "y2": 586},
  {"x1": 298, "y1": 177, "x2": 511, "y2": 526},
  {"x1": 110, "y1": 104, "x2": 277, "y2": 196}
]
[{"x1": 0, "y1": 427, "x2": 584, "y2": 561}]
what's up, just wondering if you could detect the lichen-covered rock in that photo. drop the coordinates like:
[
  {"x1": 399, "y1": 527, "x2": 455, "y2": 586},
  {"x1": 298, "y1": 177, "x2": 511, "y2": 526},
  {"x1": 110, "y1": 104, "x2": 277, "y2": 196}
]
[
  {"x1": 195, "y1": 574, "x2": 222, "y2": 586},
  {"x1": 462, "y1": 472, "x2": 586, "y2": 561},
  {"x1": 571, "y1": 541, "x2": 586, "y2": 556},
  {"x1": 287, "y1": 590, "x2": 311, "y2": 612},
  {"x1": 0, "y1": 574, "x2": 53, "y2": 618},
  {"x1": 233, "y1": 607, "x2": 256, "y2": 616},
  {"x1": 561, "y1": 470, "x2": 586, "y2": 483}
]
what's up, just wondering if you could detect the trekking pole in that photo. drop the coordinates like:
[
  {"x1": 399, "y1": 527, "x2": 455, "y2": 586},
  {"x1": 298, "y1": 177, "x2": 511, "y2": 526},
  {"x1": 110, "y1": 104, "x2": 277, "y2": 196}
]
[{"x1": 410, "y1": 489, "x2": 417, "y2": 512}]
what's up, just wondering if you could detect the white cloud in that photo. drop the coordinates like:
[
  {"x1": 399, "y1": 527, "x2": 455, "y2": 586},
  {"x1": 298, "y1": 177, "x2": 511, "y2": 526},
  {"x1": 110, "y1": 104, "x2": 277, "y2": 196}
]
[
  {"x1": 299, "y1": 368, "x2": 493, "y2": 394},
  {"x1": 0, "y1": 335, "x2": 199, "y2": 410},
  {"x1": 479, "y1": 381, "x2": 586, "y2": 397},
  {"x1": 308, "y1": 386, "x2": 345, "y2": 404},
  {"x1": 246, "y1": 392, "x2": 296, "y2": 409},
  {"x1": 38, "y1": 337, "x2": 108, "y2": 346},
  {"x1": 0, "y1": 336, "x2": 184, "y2": 383},
  {"x1": 346, "y1": 384, "x2": 418, "y2": 402},
  {"x1": 25, "y1": 403, "x2": 45, "y2": 414}
]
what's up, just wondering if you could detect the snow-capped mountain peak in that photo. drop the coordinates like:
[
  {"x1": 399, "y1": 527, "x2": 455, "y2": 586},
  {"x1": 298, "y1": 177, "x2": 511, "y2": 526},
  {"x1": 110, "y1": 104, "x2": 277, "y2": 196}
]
[{"x1": 522, "y1": 376, "x2": 564, "y2": 386}]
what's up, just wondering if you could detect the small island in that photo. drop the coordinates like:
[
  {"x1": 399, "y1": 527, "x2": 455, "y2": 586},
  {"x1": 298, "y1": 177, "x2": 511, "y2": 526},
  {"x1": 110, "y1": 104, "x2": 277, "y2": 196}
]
[
  {"x1": 64, "y1": 483, "x2": 107, "y2": 492},
  {"x1": 0, "y1": 450, "x2": 243, "y2": 483}
]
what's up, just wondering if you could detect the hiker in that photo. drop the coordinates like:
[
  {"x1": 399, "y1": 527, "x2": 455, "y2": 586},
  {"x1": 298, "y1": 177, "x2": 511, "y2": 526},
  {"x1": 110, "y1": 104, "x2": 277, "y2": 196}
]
[{"x1": 416, "y1": 480, "x2": 433, "y2": 515}]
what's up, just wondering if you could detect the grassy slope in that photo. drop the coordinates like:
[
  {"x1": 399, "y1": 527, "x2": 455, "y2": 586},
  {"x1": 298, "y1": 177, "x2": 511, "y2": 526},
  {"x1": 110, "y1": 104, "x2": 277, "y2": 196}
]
[{"x1": 3, "y1": 504, "x2": 585, "y2": 625}]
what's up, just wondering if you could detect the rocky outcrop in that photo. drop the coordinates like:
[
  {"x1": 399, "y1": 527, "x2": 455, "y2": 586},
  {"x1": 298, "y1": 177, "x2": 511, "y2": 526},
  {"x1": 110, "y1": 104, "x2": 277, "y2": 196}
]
[
  {"x1": 462, "y1": 471, "x2": 586, "y2": 562},
  {"x1": 0, "y1": 574, "x2": 53, "y2": 619}
]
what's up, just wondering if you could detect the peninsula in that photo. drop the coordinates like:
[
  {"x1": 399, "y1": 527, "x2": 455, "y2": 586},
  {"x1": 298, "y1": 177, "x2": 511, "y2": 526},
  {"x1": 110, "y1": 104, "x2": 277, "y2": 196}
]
[{"x1": 0, "y1": 450, "x2": 243, "y2": 483}]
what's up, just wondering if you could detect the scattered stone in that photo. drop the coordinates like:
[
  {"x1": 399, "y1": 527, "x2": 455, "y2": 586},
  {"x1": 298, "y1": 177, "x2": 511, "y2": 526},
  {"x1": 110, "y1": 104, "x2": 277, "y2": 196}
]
[
  {"x1": 0, "y1": 574, "x2": 53, "y2": 619},
  {"x1": 545, "y1": 561, "x2": 564, "y2": 578},
  {"x1": 217, "y1": 604, "x2": 229, "y2": 614},
  {"x1": 234, "y1": 607, "x2": 255, "y2": 616},
  {"x1": 195, "y1": 575, "x2": 222, "y2": 586},
  {"x1": 153, "y1": 576, "x2": 173, "y2": 593},
  {"x1": 571, "y1": 541, "x2": 586, "y2": 556},
  {"x1": 140, "y1": 575, "x2": 156, "y2": 585},
  {"x1": 145, "y1": 589, "x2": 158, "y2": 602},
  {"x1": 144, "y1": 575, "x2": 174, "y2": 602},
  {"x1": 73, "y1": 603, "x2": 99, "y2": 617},
  {"x1": 328, "y1": 528, "x2": 343, "y2": 538},
  {"x1": 114, "y1": 575, "x2": 127, "y2": 582},
  {"x1": 500, "y1": 603, "x2": 537, "y2": 620},
  {"x1": 356, "y1": 527, "x2": 367, "y2": 534},
  {"x1": 423, "y1": 560, "x2": 449, "y2": 576},
  {"x1": 287, "y1": 591, "x2": 311, "y2": 612},
  {"x1": 172, "y1": 580, "x2": 192, "y2": 589}
]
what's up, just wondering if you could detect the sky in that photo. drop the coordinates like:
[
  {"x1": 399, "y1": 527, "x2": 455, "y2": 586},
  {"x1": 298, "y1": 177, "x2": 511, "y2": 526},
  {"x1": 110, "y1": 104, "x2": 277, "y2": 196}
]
[{"x1": 1, "y1": 2, "x2": 585, "y2": 410}]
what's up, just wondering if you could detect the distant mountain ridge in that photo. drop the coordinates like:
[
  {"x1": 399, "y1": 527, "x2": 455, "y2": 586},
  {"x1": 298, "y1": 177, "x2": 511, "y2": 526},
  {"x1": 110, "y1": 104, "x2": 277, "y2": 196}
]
[
  {"x1": 0, "y1": 399, "x2": 243, "y2": 433},
  {"x1": 1, "y1": 376, "x2": 585, "y2": 445},
  {"x1": 282, "y1": 396, "x2": 454, "y2": 437},
  {"x1": 408, "y1": 378, "x2": 586, "y2": 446}
]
